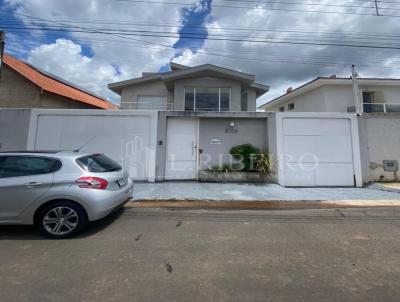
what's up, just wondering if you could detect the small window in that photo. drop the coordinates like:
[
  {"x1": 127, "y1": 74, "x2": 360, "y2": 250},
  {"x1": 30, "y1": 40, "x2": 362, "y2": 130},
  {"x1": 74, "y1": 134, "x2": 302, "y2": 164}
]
[
  {"x1": 241, "y1": 91, "x2": 248, "y2": 111},
  {"x1": 288, "y1": 103, "x2": 295, "y2": 110},
  {"x1": 279, "y1": 106, "x2": 285, "y2": 112},
  {"x1": 0, "y1": 156, "x2": 62, "y2": 178},
  {"x1": 76, "y1": 154, "x2": 121, "y2": 173},
  {"x1": 362, "y1": 91, "x2": 374, "y2": 103}
]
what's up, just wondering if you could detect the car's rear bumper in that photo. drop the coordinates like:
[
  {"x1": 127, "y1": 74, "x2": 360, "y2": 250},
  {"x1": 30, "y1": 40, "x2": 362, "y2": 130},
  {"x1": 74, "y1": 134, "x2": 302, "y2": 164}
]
[{"x1": 86, "y1": 180, "x2": 134, "y2": 221}]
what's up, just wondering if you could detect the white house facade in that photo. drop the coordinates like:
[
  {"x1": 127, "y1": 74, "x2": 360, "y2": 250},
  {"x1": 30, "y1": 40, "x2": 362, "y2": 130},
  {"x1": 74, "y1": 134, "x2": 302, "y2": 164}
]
[{"x1": 259, "y1": 77, "x2": 400, "y2": 114}]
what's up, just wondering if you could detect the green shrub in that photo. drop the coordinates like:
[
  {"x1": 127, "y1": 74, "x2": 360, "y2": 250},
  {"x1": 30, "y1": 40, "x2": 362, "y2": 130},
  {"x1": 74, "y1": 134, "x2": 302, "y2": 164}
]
[
  {"x1": 229, "y1": 144, "x2": 260, "y2": 172},
  {"x1": 255, "y1": 152, "x2": 272, "y2": 175}
]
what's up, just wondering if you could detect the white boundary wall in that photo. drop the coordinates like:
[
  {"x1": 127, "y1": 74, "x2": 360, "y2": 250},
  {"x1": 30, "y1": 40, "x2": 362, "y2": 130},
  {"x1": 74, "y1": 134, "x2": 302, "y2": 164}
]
[
  {"x1": 26, "y1": 109, "x2": 158, "y2": 182},
  {"x1": 274, "y1": 112, "x2": 363, "y2": 187}
]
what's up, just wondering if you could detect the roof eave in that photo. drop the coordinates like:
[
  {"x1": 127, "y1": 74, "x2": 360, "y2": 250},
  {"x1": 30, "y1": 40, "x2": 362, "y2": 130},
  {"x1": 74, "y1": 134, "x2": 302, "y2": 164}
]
[{"x1": 108, "y1": 74, "x2": 162, "y2": 94}]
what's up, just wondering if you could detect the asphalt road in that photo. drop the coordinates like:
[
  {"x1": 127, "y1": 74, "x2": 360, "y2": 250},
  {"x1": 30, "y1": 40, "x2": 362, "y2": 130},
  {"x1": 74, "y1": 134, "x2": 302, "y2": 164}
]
[{"x1": 1, "y1": 207, "x2": 400, "y2": 302}]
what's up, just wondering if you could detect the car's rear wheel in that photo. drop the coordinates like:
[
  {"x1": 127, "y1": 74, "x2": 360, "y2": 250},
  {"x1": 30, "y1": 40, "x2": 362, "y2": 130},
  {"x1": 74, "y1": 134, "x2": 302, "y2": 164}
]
[{"x1": 37, "y1": 201, "x2": 88, "y2": 239}]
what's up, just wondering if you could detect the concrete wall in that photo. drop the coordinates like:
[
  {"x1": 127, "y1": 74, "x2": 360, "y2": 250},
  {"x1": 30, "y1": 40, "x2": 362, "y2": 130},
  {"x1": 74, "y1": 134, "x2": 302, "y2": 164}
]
[
  {"x1": 266, "y1": 112, "x2": 278, "y2": 182},
  {"x1": 0, "y1": 109, "x2": 31, "y2": 151},
  {"x1": 0, "y1": 66, "x2": 41, "y2": 108},
  {"x1": 198, "y1": 118, "x2": 268, "y2": 170},
  {"x1": 358, "y1": 114, "x2": 400, "y2": 182},
  {"x1": 0, "y1": 66, "x2": 96, "y2": 109},
  {"x1": 360, "y1": 85, "x2": 400, "y2": 103},
  {"x1": 120, "y1": 80, "x2": 173, "y2": 110}
]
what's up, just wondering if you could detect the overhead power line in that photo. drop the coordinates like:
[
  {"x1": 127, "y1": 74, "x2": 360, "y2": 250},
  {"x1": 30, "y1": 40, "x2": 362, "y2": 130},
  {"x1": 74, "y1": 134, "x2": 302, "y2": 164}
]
[
  {"x1": 111, "y1": 0, "x2": 400, "y2": 17},
  {"x1": 4, "y1": 24, "x2": 400, "y2": 50},
  {"x1": 13, "y1": 29, "x2": 400, "y2": 66},
  {"x1": 4, "y1": 12, "x2": 400, "y2": 70}
]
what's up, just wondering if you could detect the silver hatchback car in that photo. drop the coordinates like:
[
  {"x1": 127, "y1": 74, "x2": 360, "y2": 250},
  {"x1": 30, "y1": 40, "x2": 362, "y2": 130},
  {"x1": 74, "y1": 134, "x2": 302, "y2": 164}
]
[{"x1": 0, "y1": 151, "x2": 134, "y2": 238}]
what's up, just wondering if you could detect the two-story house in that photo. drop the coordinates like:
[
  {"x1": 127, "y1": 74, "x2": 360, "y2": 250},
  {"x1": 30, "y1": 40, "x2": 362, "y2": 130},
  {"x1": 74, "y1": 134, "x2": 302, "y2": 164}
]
[
  {"x1": 108, "y1": 62, "x2": 269, "y2": 112},
  {"x1": 108, "y1": 62, "x2": 270, "y2": 180},
  {"x1": 258, "y1": 76, "x2": 400, "y2": 113}
]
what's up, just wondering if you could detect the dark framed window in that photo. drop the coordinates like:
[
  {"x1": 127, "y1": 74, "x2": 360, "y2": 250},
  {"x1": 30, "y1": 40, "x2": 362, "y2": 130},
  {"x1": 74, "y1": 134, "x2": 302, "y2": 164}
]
[
  {"x1": 185, "y1": 87, "x2": 231, "y2": 112},
  {"x1": 0, "y1": 156, "x2": 62, "y2": 178},
  {"x1": 241, "y1": 91, "x2": 248, "y2": 111},
  {"x1": 288, "y1": 103, "x2": 295, "y2": 110},
  {"x1": 279, "y1": 106, "x2": 285, "y2": 112}
]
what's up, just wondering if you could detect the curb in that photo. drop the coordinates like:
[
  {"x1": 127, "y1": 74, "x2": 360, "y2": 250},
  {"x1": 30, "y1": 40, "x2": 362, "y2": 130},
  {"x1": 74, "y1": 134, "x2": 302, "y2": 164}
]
[{"x1": 126, "y1": 199, "x2": 400, "y2": 210}]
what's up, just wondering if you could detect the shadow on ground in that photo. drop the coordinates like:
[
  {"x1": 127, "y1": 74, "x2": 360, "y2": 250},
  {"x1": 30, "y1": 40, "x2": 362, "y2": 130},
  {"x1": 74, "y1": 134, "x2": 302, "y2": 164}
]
[{"x1": 0, "y1": 208, "x2": 124, "y2": 240}]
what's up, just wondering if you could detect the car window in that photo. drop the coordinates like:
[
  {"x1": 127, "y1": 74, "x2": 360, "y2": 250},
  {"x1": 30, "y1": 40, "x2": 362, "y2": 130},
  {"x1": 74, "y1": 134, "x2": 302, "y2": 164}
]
[
  {"x1": 0, "y1": 156, "x2": 62, "y2": 178},
  {"x1": 76, "y1": 154, "x2": 122, "y2": 173}
]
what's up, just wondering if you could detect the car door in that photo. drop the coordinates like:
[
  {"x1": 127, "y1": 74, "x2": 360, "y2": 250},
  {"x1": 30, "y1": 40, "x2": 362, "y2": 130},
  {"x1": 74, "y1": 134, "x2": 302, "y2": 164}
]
[{"x1": 0, "y1": 155, "x2": 59, "y2": 220}]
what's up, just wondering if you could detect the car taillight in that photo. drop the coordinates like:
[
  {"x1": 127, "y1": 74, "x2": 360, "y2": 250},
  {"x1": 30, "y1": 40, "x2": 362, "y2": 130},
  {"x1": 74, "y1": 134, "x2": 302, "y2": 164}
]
[{"x1": 75, "y1": 177, "x2": 108, "y2": 190}]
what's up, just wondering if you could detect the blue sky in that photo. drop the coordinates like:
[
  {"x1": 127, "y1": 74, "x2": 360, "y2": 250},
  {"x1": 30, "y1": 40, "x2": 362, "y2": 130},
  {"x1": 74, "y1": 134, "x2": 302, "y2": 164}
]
[{"x1": 162, "y1": 0, "x2": 213, "y2": 72}]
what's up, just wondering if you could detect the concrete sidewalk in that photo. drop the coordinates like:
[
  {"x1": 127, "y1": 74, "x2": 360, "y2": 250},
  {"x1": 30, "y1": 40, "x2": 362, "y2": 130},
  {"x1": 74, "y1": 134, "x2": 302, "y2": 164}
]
[
  {"x1": 130, "y1": 182, "x2": 400, "y2": 209},
  {"x1": 132, "y1": 182, "x2": 400, "y2": 201}
]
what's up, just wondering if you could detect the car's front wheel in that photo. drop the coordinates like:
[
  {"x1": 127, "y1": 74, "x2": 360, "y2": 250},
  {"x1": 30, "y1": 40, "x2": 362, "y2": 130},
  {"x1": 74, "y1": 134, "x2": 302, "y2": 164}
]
[{"x1": 37, "y1": 201, "x2": 88, "y2": 239}]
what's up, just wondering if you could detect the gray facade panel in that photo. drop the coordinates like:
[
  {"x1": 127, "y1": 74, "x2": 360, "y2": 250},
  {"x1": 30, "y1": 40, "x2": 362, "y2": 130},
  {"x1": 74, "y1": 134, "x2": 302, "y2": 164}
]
[
  {"x1": 0, "y1": 109, "x2": 31, "y2": 151},
  {"x1": 359, "y1": 114, "x2": 400, "y2": 182}
]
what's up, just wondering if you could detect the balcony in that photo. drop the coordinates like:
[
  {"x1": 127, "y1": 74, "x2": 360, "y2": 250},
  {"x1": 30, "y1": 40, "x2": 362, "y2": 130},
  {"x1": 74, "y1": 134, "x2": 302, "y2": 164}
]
[
  {"x1": 363, "y1": 103, "x2": 400, "y2": 113},
  {"x1": 120, "y1": 101, "x2": 174, "y2": 110},
  {"x1": 347, "y1": 103, "x2": 400, "y2": 113}
]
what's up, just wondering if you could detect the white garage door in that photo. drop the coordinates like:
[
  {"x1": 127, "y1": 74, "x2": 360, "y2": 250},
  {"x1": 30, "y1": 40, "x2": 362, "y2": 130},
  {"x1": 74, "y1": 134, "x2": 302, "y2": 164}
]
[
  {"x1": 34, "y1": 114, "x2": 153, "y2": 181},
  {"x1": 282, "y1": 117, "x2": 355, "y2": 186}
]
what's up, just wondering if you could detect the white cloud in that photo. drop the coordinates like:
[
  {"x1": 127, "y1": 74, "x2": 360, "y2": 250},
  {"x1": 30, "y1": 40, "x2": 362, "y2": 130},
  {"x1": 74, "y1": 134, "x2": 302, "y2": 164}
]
[
  {"x1": 5, "y1": 0, "x2": 186, "y2": 101},
  {"x1": 28, "y1": 39, "x2": 121, "y2": 101}
]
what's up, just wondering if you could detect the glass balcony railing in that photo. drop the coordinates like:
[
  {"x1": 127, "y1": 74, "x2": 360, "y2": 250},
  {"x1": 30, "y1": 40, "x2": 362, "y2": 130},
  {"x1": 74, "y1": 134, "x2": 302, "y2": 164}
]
[
  {"x1": 363, "y1": 103, "x2": 400, "y2": 113},
  {"x1": 347, "y1": 103, "x2": 400, "y2": 113},
  {"x1": 120, "y1": 101, "x2": 174, "y2": 110}
]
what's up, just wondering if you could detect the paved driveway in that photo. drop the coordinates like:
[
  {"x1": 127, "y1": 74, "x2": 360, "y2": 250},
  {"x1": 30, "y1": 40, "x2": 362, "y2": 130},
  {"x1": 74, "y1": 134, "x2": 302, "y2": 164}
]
[
  {"x1": 133, "y1": 182, "x2": 400, "y2": 201},
  {"x1": 1, "y1": 207, "x2": 400, "y2": 302}
]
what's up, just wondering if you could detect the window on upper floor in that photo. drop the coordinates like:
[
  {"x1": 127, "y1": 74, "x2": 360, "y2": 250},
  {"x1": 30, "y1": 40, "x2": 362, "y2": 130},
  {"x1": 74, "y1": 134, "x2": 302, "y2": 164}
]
[
  {"x1": 288, "y1": 103, "x2": 295, "y2": 110},
  {"x1": 279, "y1": 106, "x2": 285, "y2": 112},
  {"x1": 362, "y1": 91, "x2": 385, "y2": 113},
  {"x1": 241, "y1": 91, "x2": 248, "y2": 111},
  {"x1": 184, "y1": 87, "x2": 230, "y2": 112}
]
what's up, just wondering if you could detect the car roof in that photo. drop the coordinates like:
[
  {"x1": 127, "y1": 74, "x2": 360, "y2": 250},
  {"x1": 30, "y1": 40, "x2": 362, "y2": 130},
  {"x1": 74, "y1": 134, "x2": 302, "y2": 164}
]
[{"x1": 0, "y1": 150, "x2": 91, "y2": 158}]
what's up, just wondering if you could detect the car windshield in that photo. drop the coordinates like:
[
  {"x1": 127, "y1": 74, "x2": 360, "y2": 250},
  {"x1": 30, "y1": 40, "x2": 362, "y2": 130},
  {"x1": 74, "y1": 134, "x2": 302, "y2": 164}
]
[{"x1": 76, "y1": 154, "x2": 122, "y2": 173}]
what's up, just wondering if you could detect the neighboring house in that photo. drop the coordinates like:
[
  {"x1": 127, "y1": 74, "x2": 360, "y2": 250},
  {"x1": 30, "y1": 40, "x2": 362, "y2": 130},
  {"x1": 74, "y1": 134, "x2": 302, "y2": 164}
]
[
  {"x1": 0, "y1": 54, "x2": 117, "y2": 110},
  {"x1": 259, "y1": 76, "x2": 400, "y2": 113},
  {"x1": 108, "y1": 62, "x2": 269, "y2": 111}
]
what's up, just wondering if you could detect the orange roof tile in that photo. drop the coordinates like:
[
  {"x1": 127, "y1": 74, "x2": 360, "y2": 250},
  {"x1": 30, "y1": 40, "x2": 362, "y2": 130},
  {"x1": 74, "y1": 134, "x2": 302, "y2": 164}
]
[{"x1": 3, "y1": 54, "x2": 117, "y2": 110}]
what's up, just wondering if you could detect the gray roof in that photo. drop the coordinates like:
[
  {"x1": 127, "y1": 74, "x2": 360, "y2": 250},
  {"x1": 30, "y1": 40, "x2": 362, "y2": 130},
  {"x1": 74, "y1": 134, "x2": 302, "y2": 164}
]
[{"x1": 108, "y1": 63, "x2": 269, "y2": 97}]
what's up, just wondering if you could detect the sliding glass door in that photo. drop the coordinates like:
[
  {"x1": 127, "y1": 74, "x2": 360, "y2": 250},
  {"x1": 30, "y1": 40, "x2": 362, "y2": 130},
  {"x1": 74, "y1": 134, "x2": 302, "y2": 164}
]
[{"x1": 185, "y1": 87, "x2": 230, "y2": 111}]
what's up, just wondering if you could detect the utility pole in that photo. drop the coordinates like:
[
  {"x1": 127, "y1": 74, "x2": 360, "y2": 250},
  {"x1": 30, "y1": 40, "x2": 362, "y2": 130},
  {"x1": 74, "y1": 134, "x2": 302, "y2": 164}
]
[
  {"x1": 374, "y1": 0, "x2": 379, "y2": 16},
  {"x1": 0, "y1": 31, "x2": 5, "y2": 80},
  {"x1": 352, "y1": 65, "x2": 362, "y2": 114}
]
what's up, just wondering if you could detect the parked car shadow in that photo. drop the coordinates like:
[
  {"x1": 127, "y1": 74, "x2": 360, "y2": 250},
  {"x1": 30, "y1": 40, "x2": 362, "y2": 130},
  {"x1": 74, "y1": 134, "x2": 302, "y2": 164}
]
[{"x1": 0, "y1": 208, "x2": 125, "y2": 240}]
